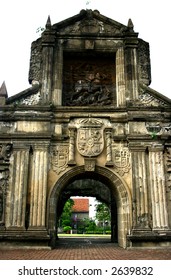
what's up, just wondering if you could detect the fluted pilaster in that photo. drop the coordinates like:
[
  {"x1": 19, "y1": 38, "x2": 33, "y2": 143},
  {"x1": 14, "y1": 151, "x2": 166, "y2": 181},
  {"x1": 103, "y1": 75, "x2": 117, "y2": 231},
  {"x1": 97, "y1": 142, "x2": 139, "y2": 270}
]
[
  {"x1": 6, "y1": 145, "x2": 30, "y2": 229},
  {"x1": 29, "y1": 144, "x2": 48, "y2": 229},
  {"x1": 130, "y1": 146, "x2": 150, "y2": 229},
  {"x1": 149, "y1": 145, "x2": 169, "y2": 229},
  {"x1": 116, "y1": 47, "x2": 126, "y2": 106}
]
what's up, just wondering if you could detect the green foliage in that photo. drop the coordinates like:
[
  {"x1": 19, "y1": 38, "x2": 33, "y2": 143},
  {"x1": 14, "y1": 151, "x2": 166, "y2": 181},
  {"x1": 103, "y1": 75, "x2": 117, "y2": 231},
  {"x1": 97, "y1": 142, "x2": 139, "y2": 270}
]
[
  {"x1": 95, "y1": 202, "x2": 111, "y2": 224},
  {"x1": 63, "y1": 226, "x2": 72, "y2": 233},
  {"x1": 85, "y1": 219, "x2": 96, "y2": 232},
  {"x1": 60, "y1": 199, "x2": 74, "y2": 228}
]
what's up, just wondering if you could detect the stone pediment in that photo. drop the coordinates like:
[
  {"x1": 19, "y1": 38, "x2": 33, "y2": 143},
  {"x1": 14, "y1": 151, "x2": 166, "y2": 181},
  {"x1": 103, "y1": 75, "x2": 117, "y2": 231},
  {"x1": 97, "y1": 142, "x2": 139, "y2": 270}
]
[
  {"x1": 6, "y1": 83, "x2": 41, "y2": 106},
  {"x1": 137, "y1": 83, "x2": 171, "y2": 107},
  {"x1": 52, "y1": 9, "x2": 129, "y2": 36}
]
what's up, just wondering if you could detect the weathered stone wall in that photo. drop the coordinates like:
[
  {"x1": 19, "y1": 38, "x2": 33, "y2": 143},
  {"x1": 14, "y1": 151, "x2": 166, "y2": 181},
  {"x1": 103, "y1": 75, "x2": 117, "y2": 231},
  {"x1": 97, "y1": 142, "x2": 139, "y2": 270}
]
[{"x1": 0, "y1": 9, "x2": 171, "y2": 248}]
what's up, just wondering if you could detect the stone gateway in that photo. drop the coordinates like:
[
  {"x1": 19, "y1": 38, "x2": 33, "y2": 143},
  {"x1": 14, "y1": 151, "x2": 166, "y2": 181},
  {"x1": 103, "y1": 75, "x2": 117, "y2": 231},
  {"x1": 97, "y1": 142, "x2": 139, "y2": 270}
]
[{"x1": 0, "y1": 9, "x2": 171, "y2": 248}]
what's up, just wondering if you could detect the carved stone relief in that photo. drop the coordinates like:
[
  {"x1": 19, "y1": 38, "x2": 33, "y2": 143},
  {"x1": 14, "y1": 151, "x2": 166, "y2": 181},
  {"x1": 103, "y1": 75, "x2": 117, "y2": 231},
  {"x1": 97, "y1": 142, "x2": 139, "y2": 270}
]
[
  {"x1": 0, "y1": 170, "x2": 9, "y2": 225},
  {"x1": 112, "y1": 144, "x2": 130, "y2": 176},
  {"x1": 15, "y1": 92, "x2": 41, "y2": 106},
  {"x1": 77, "y1": 126, "x2": 104, "y2": 157},
  {"x1": 63, "y1": 56, "x2": 116, "y2": 106},
  {"x1": 138, "y1": 89, "x2": 167, "y2": 107},
  {"x1": 71, "y1": 118, "x2": 105, "y2": 157},
  {"x1": 50, "y1": 145, "x2": 69, "y2": 175},
  {"x1": 69, "y1": 118, "x2": 112, "y2": 167},
  {"x1": 0, "y1": 122, "x2": 15, "y2": 133},
  {"x1": 137, "y1": 39, "x2": 151, "y2": 85},
  {"x1": 162, "y1": 124, "x2": 171, "y2": 134},
  {"x1": 84, "y1": 158, "x2": 96, "y2": 171},
  {"x1": 145, "y1": 122, "x2": 161, "y2": 135},
  {"x1": 0, "y1": 144, "x2": 12, "y2": 161}
]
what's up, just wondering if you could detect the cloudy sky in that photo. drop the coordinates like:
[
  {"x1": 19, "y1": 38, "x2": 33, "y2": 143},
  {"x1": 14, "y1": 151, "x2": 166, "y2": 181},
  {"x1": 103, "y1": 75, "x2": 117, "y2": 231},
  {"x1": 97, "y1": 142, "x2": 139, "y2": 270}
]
[{"x1": 0, "y1": 0, "x2": 170, "y2": 98}]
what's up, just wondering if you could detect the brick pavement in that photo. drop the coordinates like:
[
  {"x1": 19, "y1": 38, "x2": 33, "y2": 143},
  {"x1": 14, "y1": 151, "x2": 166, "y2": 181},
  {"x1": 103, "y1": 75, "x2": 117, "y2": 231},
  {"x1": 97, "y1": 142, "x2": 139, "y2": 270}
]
[{"x1": 0, "y1": 237, "x2": 171, "y2": 260}]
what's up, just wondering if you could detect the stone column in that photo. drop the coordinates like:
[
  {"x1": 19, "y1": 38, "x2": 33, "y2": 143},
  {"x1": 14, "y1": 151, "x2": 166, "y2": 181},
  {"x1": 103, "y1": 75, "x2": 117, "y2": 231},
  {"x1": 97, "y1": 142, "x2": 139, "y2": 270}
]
[
  {"x1": 29, "y1": 144, "x2": 48, "y2": 229},
  {"x1": 130, "y1": 146, "x2": 150, "y2": 230},
  {"x1": 148, "y1": 145, "x2": 169, "y2": 230},
  {"x1": 116, "y1": 47, "x2": 126, "y2": 106},
  {"x1": 68, "y1": 128, "x2": 76, "y2": 166},
  {"x1": 6, "y1": 145, "x2": 30, "y2": 229},
  {"x1": 52, "y1": 41, "x2": 63, "y2": 105}
]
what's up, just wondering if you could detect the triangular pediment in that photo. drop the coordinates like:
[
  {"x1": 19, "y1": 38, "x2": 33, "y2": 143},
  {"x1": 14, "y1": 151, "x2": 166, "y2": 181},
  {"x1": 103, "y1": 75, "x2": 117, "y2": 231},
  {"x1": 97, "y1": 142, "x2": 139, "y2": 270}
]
[
  {"x1": 137, "y1": 83, "x2": 171, "y2": 107},
  {"x1": 52, "y1": 9, "x2": 130, "y2": 36}
]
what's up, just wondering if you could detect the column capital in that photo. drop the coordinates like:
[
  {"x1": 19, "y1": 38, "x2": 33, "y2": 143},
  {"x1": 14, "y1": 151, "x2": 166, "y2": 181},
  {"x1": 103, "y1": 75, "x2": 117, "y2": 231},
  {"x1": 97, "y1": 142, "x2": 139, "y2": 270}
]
[
  {"x1": 13, "y1": 142, "x2": 30, "y2": 150},
  {"x1": 129, "y1": 143, "x2": 147, "y2": 152},
  {"x1": 31, "y1": 142, "x2": 50, "y2": 151},
  {"x1": 148, "y1": 144, "x2": 164, "y2": 152}
]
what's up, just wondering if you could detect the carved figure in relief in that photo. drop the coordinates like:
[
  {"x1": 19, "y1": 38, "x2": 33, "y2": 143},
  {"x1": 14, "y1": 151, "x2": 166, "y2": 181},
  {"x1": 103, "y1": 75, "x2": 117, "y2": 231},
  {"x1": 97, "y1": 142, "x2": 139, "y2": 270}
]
[{"x1": 69, "y1": 71, "x2": 111, "y2": 106}]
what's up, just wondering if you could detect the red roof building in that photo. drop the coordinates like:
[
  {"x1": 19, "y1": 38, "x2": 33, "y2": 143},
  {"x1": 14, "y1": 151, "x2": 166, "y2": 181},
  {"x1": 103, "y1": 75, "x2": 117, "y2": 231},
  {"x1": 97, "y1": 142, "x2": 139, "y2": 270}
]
[
  {"x1": 71, "y1": 198, "x2": 89, "y2": 233},
  {"x1": 72, "y1": 198, "x2": 89, "y2": 213}
]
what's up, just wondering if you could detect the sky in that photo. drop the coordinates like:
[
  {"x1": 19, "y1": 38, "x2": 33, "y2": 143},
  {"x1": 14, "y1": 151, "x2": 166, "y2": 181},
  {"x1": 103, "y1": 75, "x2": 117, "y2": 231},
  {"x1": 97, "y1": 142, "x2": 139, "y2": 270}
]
[{"x1": 0, "y1": 0, "x2": 170, "y2": 99}]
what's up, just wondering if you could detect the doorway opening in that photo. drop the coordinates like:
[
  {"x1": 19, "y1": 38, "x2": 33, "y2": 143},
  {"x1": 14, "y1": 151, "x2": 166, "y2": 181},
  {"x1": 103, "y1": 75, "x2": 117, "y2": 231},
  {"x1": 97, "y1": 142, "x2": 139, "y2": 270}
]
[
  {"x1": 58, "y1": 195, "x2": 117, "y2": 241},
  {"x1": 47, "y1": 166, "x2": 131, "y2": 248}
]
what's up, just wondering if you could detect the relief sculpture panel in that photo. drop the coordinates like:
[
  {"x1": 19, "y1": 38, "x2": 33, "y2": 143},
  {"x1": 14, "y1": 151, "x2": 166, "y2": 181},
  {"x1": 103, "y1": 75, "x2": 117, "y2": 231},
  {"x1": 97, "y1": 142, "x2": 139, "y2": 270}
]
[{"x1": 63, "y1": 56, "x2": 116, "y2": 106}]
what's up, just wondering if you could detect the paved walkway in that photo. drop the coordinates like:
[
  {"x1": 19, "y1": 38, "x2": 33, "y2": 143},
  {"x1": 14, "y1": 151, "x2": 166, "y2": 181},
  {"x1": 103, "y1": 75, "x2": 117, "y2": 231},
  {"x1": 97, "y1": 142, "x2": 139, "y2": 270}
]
[{"x1": 0, "y1": 237, "x2": 171, "y2": 260}]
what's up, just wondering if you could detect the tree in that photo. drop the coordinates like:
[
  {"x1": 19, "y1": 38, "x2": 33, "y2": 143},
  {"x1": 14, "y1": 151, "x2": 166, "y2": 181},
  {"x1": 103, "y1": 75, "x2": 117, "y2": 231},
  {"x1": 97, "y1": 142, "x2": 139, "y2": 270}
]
[
  {"x1": 95, "y1": 202, "x2": 111, "y2": 233},
  {"x1": 60, "y1": 199, "x2": 74, "y2": 230}
]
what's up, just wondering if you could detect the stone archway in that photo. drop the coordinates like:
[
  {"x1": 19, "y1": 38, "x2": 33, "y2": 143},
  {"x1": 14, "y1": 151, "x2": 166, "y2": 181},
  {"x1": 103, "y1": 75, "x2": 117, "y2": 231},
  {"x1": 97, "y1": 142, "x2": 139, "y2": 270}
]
[{"x1": 47, "y1": 165, "x2": 132, "y2": 248}]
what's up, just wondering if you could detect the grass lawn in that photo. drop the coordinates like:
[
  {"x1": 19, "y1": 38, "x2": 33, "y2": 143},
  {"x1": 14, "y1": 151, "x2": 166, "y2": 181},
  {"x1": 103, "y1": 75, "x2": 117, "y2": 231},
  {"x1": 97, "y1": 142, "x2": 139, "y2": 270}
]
[{"x1": 58, "y1": 233, "x2": 111, "y2": 238}]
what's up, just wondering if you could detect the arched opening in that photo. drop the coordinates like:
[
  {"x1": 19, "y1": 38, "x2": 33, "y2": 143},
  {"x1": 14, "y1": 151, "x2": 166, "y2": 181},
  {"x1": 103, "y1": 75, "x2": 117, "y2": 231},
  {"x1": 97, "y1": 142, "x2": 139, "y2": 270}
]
[{"x1": 47, "y1": 166, "x2": 132, "y2": 248}]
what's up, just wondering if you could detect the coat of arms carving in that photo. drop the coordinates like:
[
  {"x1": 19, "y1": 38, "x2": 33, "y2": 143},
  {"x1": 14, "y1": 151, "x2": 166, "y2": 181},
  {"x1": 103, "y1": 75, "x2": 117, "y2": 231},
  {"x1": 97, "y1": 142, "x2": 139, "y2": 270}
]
[
  {"x1": 76, "y1": 119, "x2": 104, "y2": 157},
  {"x1": 51, "y1": 145, "x2": 69, "y2": 175},
  {"x1": 113, "y1": 147, "x2": 130, "y2": 176}
]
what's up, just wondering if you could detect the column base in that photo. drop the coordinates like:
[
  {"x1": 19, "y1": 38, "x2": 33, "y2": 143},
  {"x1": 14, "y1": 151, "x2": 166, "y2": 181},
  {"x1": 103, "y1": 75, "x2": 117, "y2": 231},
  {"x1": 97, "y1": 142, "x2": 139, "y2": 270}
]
[
  {"x1": 127, "y1": 229, "x2": 171, "y2": 248},
  {"x1": 0, "y1": 228, "x2": 50, "y2": 249}
]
